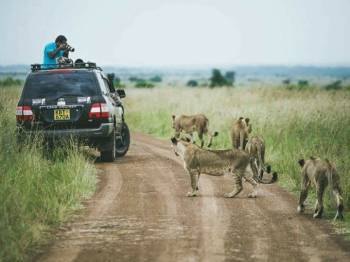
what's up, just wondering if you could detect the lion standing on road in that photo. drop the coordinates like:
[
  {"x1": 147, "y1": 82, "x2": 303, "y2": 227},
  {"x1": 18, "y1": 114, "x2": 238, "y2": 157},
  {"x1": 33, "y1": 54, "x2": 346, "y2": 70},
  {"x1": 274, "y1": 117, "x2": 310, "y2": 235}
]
[
  {"x1": 170, "y1": 137, "x2": 277, "y2": 198},
  {"x1": 172, "y1": 114, "x2": 218, "y2": 148},
  {"x1": 297, "y1": 157, "x2": 344, "y2": 220}
]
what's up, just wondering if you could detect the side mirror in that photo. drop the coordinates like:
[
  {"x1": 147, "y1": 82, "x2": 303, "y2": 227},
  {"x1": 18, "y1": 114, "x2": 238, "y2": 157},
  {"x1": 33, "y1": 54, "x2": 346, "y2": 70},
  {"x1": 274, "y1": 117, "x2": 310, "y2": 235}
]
[{"x1": 117, "y1": 89, "x2": 126, "y2": 98}]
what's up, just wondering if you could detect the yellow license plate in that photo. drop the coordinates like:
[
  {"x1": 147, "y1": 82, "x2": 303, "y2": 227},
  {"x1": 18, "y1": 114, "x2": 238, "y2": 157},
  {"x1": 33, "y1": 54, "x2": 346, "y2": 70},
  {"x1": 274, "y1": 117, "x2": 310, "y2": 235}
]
[{"x1": 54, "y1": 109, "x2": 70, "y2": 120}]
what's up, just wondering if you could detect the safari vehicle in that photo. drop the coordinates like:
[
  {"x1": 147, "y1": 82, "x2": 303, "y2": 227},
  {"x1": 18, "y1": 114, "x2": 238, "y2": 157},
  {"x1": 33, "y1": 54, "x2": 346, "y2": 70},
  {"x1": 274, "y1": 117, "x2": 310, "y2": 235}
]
[{"x1": 16, "y1": 62, "x2": 130, "y2": 162}]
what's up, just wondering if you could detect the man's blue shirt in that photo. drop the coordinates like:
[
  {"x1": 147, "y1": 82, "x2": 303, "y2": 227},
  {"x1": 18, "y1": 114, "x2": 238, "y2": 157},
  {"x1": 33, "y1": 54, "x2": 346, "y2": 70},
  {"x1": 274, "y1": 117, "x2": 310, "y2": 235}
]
[{"x1": 43, "y1": 42, "x2": 64, "y2": 66}]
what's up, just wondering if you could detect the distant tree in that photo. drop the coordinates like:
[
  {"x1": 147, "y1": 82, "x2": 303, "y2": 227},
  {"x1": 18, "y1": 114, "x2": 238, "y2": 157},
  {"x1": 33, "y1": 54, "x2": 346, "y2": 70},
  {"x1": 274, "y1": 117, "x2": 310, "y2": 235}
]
[
  {"x1": 0, "y1": 77, "x2": 22, "y2": 86},
  {"x1": 298, "y1": 80, "x2": 309, "y2": 88},
  {"x1": 149, "y1": 75, "x2": 162, "y2": 82},
  {"x1": 135, "y1": 79, "x2": 154, "y2": 88},
  {"x1": 210, "y1": 69, "x2": 229, "y2": 87},
  {"x1": 129, "y1": 76, "x2": 139, "y2": 82},
  {"x1": 186, "y1": 80, "x2": 198, "y2": 87},
  {"x1": 282, "y1": 79, "x2": 291, "y2": 85},
  {"x1": 224, "y1": 71, "x2": 235, "y2": 86},
  {"x1": 325, "y1": 80, "x2": 342, "y2": 90}
]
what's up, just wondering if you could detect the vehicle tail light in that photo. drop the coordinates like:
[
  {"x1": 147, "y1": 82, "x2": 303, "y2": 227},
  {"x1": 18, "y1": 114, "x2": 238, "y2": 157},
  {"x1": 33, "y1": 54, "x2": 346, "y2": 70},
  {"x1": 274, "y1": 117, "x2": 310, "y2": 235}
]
[
  {"x1": 88, "y1": 103, "x2": 110, "y2": 119},
  {"x1": 16, "y1": 106, "x2": 34, "y2": 121}
]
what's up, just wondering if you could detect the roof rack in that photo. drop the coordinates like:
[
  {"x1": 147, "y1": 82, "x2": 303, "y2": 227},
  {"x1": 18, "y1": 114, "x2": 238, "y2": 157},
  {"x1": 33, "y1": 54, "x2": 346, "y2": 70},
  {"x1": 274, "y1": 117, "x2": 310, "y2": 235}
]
[{"x1": 30, "y1": 62, "x2": 102, "y2": 72}]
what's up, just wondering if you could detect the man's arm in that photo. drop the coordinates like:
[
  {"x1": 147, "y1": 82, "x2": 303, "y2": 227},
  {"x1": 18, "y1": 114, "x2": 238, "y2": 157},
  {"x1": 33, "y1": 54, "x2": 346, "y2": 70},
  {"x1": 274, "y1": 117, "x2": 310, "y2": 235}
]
[{"x1": 47, "y1": 44, "x2": 65, "y2": 59}]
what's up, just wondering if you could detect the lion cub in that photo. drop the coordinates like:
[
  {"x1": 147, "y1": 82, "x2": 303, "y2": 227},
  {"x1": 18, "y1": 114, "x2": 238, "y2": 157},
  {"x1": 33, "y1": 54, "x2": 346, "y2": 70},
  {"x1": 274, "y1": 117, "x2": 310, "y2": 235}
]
[
  {"x1": 231, "y1": 117, "x2": 252, "y2": 150},
  {"x1": 297, "y1": 157, "x2": 344, "y2": 220},
  {"x1": 171, "y1": 137, "x2": 277, "y2": 198},
  {"x1": 172, "y1": 114, "x2": 218, "y2": 148}
]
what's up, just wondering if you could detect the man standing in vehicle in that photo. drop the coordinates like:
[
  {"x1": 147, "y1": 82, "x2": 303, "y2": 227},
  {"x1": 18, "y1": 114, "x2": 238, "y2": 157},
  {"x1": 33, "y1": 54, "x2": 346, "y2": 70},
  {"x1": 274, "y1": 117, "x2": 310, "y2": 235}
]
[{"x1": 42, "y1": 35, "x2": 70, "y2": 66}]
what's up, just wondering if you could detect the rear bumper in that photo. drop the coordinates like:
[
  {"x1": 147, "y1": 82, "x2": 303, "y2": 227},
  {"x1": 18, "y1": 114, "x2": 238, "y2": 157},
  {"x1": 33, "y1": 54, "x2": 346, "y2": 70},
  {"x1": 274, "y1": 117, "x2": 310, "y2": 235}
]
[{"x1": 18, "y1": 123, "x2": 114, "y2": 139}]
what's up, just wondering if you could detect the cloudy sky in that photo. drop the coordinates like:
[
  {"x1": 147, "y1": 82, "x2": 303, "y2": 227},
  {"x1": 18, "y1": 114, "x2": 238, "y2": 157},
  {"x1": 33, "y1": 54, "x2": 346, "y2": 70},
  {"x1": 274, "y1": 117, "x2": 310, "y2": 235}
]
[{"x1": 0, "y1": 0, "x2": 349, "y2": 66}]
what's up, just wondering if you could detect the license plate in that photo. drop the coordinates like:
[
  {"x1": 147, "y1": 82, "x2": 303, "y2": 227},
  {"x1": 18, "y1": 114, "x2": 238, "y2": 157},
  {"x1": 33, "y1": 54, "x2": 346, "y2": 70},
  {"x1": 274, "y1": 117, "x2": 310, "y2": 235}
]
[{"x1": 54, "y1": 109, "x2": 70, "y2": 120}]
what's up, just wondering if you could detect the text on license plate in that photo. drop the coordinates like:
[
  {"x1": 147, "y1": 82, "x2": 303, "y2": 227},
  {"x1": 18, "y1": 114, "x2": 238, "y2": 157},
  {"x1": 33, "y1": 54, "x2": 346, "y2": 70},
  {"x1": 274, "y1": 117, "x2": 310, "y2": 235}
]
[{"x1": 54, "y1": 109, "x2": 70, "y2": 120}]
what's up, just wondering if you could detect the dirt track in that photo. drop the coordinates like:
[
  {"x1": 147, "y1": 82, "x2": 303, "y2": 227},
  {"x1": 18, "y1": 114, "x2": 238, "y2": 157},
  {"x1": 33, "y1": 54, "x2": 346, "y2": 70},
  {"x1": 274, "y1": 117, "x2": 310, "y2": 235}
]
[{"x1": 37, "y1": 132, "x2": 350, "y2": 262}]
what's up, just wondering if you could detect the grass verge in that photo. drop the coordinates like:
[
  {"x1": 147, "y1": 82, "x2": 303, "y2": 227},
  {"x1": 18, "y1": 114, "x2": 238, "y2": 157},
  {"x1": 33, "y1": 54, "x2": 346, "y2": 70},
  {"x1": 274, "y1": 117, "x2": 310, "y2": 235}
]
[{"x1": 0, "y1": 86, "x2": 96, "y2": 261}]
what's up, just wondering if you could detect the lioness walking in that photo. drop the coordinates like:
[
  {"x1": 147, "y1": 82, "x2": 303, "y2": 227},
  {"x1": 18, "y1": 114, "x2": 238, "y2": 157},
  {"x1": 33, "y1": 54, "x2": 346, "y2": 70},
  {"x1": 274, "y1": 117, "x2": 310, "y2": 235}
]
[
  {"x1": 172, "y1": 114, "x2": 218, "y2": 148},
  {"x1": 171, "y1": 137, "x2": 277, "y2": 198},
  {"x1": 297, "y1": 157, "x2": 344, "y2": 220},
  {"x1": 231, "y1": 117, "x2": 252, "y2": 150},
  {"x1": 246, "y1": 135, "x2": 267, "y2": 179}
]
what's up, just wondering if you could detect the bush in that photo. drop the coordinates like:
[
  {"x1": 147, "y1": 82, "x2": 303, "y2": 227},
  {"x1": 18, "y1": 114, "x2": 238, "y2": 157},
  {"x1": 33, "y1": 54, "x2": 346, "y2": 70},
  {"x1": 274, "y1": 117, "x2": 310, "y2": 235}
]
[
  {"x1": 186, "y1": 80, "x2": 198, "y2": 87},
  {"x1": 129, "y1": 76, "x2": 139, "y2": 82},
  {"x1": 224, "y1": 71, "x2": 235, "y2": 86},
  {"x1": 135, "y1": 79, "x2": 154, "y2": 88},
  {"x1": 0, "y1": 77, "x2": 23, "y2": 87},
  {"x1": 325, "y1": 80, "x2": 342, "y2": 91},
  {"x1": 282, "y1": 79, "x2": 291, "y2": 85},
  {"x1": 149, "y1": 76, "x2": 162, "y2": 82}
]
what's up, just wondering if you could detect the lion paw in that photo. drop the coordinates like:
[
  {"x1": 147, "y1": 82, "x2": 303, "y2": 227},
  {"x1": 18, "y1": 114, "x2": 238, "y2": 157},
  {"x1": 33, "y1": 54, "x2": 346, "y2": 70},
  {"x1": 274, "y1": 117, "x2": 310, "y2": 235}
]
[
  {"x1": 247, "y1": 192, "x2": 257, "y2": 198},
  {"x1": 187, "y1": 191, "x2": 197, "y2": 197},
  {"x1": 297, "y1": 205, "x2": 305, "y2": 213},
  {"x1": 224, "y1": 192, "x2": 235, "y2": 198}
]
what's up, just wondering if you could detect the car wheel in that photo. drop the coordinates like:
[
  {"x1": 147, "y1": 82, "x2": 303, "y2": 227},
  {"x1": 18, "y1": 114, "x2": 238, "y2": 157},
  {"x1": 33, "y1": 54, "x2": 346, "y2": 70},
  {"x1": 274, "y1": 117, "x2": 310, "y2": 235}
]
[
  {"x1": 115, "y1": 122, "x2": 130, "y2": 157},
  {"x1": 100, "y1": 129, "x2": 116, "y2": 162}
]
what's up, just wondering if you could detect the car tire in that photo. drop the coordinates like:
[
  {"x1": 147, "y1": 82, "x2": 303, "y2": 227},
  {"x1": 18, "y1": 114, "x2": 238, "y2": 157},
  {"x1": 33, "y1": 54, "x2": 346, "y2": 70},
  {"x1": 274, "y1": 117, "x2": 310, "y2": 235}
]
[
  {"x1": 100, "y1": 129, "x2": 116, "y2": 162},
  {"x1": 115, "y1": 122, "x2": 130, "y2": 157}
]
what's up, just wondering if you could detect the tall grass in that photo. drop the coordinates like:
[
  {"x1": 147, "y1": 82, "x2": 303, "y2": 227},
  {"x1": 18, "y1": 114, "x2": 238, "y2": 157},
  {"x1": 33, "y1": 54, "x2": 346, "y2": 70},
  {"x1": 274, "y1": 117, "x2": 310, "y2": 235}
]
[
  {"x1": 125, "y1": 86, "x2": 350, "y2": 211},
  {"x1": 0, "y1": 86, "x2": 96, "y2": 261}
]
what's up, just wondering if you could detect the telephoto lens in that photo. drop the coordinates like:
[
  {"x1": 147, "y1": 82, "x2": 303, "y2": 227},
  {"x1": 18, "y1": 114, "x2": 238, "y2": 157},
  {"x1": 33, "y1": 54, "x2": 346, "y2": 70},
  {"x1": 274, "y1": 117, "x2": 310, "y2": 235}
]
[{"x1": 65, "y1": 44, "x2": 75, "y2": 52}]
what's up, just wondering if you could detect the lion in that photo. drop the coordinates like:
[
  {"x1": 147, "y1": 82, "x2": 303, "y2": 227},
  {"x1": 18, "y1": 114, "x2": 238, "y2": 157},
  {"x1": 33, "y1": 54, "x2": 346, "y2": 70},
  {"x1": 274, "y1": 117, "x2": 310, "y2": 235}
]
[
  {"x1": 171, "y1": 114, "x2": 218, "y2": 148},
  {"x1": 297, "y1": 157, "x2": 344, "y2": 220},
  {"x1": 231, "y1": 117, "x2": 252, "y2": 150},
  {"x1": 170, "y1": 137, "x2": 277, "y2": 198},
  {"x1": 245, "y1": 135, "x2": 277, "y2": 182}
]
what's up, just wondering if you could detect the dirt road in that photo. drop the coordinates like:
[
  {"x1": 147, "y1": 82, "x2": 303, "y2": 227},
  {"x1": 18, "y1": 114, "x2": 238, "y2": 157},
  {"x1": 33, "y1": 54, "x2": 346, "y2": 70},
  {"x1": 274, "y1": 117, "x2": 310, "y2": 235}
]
[{"x1": 37, "y1": 132, "x2": 350, "y2": 262}]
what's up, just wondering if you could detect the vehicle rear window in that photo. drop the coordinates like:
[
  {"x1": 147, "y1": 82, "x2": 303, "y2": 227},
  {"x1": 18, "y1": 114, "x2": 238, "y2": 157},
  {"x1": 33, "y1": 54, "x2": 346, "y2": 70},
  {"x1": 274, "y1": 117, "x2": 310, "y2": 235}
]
[{"x1": 22, "y1": 71, "x2": 101, "y2": 99}]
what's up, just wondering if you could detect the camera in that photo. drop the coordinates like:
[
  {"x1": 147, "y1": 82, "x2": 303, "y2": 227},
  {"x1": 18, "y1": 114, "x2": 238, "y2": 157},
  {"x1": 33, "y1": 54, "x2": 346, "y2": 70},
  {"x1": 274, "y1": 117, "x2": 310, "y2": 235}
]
[{"x1": 63, "y1": 43, "x2": 75, "y2": 52}]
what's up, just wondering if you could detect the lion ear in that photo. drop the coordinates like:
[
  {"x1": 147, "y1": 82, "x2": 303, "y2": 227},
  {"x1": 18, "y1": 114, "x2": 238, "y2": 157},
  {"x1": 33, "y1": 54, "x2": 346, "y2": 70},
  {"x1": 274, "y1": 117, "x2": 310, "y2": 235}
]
[
  {"x1": 298, "y1": 159, "x2": 305, "y2": 167},
  {"x1": 171, "y1": 137, "x2": 177, "y2": 145},
  {"x1": 185, "y1": 137, "x2": 191, "y2": 143},
  {"x1": 172, "y1": 115, "x2": 176, "y2": 120},
  {"x1": 245, "y1": 118, "x2": 250, "y2": 124}
]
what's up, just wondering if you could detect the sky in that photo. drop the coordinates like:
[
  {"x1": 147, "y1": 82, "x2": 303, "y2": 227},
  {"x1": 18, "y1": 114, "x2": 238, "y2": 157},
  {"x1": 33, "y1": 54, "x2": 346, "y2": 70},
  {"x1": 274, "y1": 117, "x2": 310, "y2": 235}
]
[{"x1": 0, "y1": 0, "x2": 349, "y2": 66}]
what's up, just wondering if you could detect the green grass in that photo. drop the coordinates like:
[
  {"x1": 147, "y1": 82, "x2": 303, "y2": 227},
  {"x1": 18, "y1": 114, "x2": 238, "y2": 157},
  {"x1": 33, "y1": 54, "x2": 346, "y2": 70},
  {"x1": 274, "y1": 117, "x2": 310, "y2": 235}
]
[
  {"x1": 125, "y1": 85, "x2": 350, "y2": 223},
  {"x1": 0, "y1": 86, "x2": 96, "y2": 261}
]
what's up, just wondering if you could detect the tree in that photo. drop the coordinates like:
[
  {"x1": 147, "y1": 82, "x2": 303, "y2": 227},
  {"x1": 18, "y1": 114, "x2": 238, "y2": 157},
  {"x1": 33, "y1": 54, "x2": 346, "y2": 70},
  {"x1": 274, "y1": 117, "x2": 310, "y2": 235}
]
[
  {"x1": 149, "y1": 75, "x2": 162, "y2": 82},
  {"x1": 186, "y1": 80, "x2": 198, "y2": 87},
  {"x1": 282, "y1": 79, "x2": 291, "y2": 85},
  {"x1": 210, "y1": 69, "x2": 229, "y2": 87},
  {"x1": 224, "y1": 71, "x2": 235, "y2": 86},
  {"x1": 325, "y1": 80, "x2": 342, "y2": 90}
]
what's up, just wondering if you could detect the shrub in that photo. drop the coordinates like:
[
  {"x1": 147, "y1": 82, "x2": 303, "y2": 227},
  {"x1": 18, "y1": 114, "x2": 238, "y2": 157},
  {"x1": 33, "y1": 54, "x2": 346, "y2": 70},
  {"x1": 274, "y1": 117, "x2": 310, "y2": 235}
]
[
  {"x1": 135, "y1": 79, "x2": 154, "y2": 88},
  {"x1": 325, "y1": 80, "x2": 342, "y2": 91},
  {"x1": 0, "y1": 77, "x2": 23, "y2": 87},
  {"x1": 186, "y1": 80, "x2": 198, "y2": 87},
  {"x1": 149, "y1": 76, "x2": 162, "y2": 82}
]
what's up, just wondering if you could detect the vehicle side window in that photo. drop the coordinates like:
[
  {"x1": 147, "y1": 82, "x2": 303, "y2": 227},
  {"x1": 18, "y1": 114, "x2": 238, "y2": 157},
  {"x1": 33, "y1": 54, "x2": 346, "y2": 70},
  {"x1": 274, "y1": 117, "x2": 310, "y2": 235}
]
[
  {"x1": 96, "y1": 73, "x2": 108, "y2": 94},
  {"x1": 103, "y1": 78, "x2": 113, "y2": 93}
]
